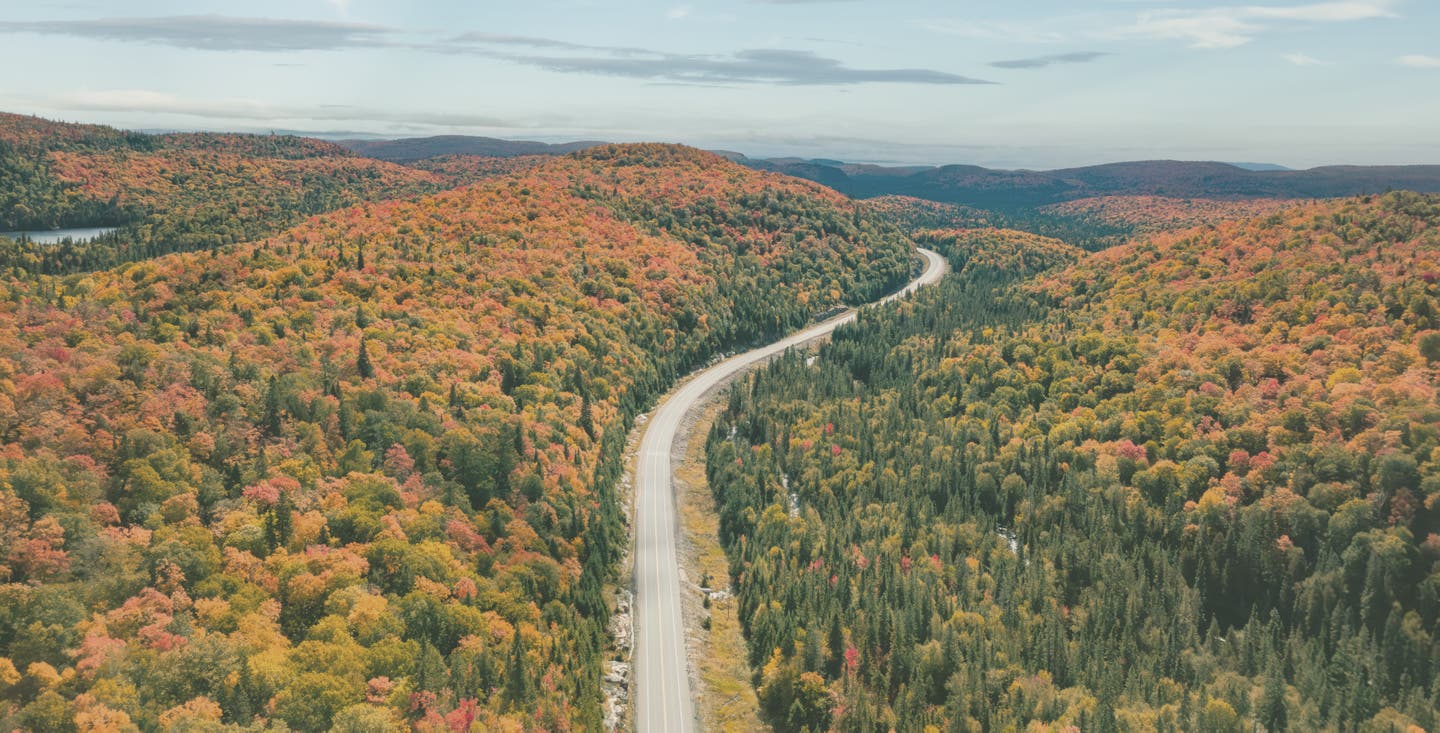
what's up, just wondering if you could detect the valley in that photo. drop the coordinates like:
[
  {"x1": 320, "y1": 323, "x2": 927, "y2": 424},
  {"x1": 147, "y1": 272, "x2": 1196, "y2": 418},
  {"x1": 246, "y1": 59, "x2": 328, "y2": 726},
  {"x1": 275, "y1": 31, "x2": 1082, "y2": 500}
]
[{"x1": 0, "y1": 111, "x2": 1435, "y2": 732}]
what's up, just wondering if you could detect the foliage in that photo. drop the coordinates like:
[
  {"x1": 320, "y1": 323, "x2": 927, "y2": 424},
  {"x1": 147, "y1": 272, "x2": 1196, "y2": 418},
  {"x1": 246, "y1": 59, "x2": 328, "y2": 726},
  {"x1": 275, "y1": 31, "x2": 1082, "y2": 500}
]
[
  {"x1": 709, "y1": 192, "x2": 1440, "y2": 731},
  {"x1": 1040, "y1": 196, "x2": 1305, "y2": 236},
  {"x1": 862, "y1": 195, "x2": 1133, "y2": 252},
  {"x1": 0, "y1": 140, "x2": 912, "y2": 729},
  {"x1": 0, "y1": 114, "x2": 449, "y2": 274}
]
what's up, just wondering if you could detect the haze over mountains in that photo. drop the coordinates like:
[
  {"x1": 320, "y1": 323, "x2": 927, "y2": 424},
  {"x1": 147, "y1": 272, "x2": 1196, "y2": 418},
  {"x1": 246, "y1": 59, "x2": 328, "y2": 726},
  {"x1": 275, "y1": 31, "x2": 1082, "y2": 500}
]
[
  {"x1": 336, "y1": 135, "x2": 606, "y2": 163},
  {"x1": 338, "y1": 134, "x2": 1440, "y2": 208}
]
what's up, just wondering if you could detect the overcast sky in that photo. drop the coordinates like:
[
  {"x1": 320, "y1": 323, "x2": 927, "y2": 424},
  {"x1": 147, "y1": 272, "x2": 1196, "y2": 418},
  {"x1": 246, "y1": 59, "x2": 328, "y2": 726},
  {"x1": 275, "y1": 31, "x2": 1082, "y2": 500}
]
[{"x1": 1, "y1": 0, "x2": 1437, "y2": 168}]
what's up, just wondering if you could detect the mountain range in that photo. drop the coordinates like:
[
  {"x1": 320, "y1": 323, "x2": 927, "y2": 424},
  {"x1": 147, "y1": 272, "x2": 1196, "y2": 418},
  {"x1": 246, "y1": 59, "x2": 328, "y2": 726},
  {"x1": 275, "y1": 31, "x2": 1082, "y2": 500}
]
[
  {"x1": 337, "y1": 134, "x2": 1440, "y2": 207},
  {"x1": 737, "y1": 156, "x2": 1440, "y2": 207}
]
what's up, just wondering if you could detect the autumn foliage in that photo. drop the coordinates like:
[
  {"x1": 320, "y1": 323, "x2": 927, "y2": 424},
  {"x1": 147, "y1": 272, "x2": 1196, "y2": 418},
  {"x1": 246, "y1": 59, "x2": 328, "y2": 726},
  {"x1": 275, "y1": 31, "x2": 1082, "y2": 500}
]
[
  {"x1": 1040, "y1": 195, "x2": 1305, "y2": 234},
  {"x1": 0, "y1": 125, "x2": 912, "y2": 730},
  {"x1": 711, "y1": 192, "x2": 1440, "y2": 731}
]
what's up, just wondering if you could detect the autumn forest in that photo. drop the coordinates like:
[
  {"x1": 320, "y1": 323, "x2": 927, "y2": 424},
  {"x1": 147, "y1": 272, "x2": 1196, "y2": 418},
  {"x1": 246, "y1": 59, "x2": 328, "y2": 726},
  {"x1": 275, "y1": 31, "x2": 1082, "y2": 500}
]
[{"x1": 0, "y1": 111, "x2": 1437, "y2": 732}]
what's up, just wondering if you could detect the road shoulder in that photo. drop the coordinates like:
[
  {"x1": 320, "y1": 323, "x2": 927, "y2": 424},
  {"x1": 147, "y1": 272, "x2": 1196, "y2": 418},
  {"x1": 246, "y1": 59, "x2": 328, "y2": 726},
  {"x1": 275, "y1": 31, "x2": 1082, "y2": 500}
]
[{"x1": 673, "y1": 397, "x2": 766, "y2": 732}]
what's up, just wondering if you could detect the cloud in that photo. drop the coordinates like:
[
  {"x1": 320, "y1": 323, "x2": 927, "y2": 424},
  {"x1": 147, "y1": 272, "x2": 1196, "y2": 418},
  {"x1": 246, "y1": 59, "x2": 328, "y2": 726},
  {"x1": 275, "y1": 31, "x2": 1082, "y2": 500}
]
[
  {"x1": 990, "y1": 51, "x2": 1108, "y2": 70},
  {"x1": 919, "y1": 19, "x2": 1065, "y2": 44},
  {"x1": 1282, "y1": 52, "x2": 1325, "y2": 65},
  {"x1": 443, "y1": 32, "x2": 648, "y2": 54},
  {"x1": 0, "y1": 14, "x2": 392, "y2": 52},
  {"x1": 1120, "y1": 11, "x2": 1255, "y2": 48},
  {"x1": 54, "y1": 89, "x2": 515, "y2": 128},
  {"x1": 7, "y1": 14, "x2": 988, "y2": 87},
  {"x1": 666, "y1": 5, "x2": 692, "y2": 20},
  {"x1": 1397, "y1": 54, "x2": 1440, "y2": 68},
  {"x1": 516, "y1": 48, "x2": 991, "y2": 85},
  {"x1": 1116, "y1": 1, "x2": 1397, "y2": 49},
  {"x1": 442, "y1": 36, "x2": 992, "y2": 86},
  {"x1": 1243, "y1": 1, "x2": 1398, "y2": 22}
]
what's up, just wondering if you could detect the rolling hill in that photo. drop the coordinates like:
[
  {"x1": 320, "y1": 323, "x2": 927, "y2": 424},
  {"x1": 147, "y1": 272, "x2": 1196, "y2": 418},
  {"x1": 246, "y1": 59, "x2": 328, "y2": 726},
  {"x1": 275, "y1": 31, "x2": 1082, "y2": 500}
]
[
  {"x1": 0, "y1": 113, "x2": 453, "y2": 273},
  {"x1": 708, "y1": 192, "x2": 1440, "y2": 731},
  {"x1": 0, "y1": 140, "x2": 913, "y2": 730},
  {"x1": 741, "y1": 156, "x2": 1440, "y2": 208}
]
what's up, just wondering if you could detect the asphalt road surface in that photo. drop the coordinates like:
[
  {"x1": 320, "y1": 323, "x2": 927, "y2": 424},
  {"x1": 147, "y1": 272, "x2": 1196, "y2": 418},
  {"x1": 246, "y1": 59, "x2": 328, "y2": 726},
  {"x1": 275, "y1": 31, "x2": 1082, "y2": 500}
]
[{"x1": 632, "y1": 248, "x2": 948, "y2": 732}]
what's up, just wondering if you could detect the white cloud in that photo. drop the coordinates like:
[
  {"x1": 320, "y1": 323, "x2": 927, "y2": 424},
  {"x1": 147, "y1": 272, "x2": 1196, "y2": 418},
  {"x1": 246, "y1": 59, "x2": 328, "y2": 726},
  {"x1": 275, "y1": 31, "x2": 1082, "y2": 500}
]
[
  {"x1": 1122, "y1": 11, "x2": 1255, "y2": 48},
  {"x1": 1117, "y1": 1, "x2": 1397, "y2": 48},
  {"x1": 1283, "y1": 52, "x2": 1325, "y2": 65},
  {"x1": 666, "y1": 5, "x2": 692, "y2": 20},
  {"x1": 1396, "y1": 54, "x2": 1440, "y2": 67},
  {"x1": 1397, "y1": 54, "x2": 1440, "y2": 68},
  {"x1": 1244, "y1": 1, "x2": 1396, "y2": 22}
]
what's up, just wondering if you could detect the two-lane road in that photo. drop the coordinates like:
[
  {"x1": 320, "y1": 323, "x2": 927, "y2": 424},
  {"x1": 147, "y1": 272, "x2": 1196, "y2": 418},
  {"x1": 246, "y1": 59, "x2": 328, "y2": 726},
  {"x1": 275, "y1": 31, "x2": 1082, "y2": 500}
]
[{"x1": 632, "y1": 248, "x2": 948, "y2": 732}]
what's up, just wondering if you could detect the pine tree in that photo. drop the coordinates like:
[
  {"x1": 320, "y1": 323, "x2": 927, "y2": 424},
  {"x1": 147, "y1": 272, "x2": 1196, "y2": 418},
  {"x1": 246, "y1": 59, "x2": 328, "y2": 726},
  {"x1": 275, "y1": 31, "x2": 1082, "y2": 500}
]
[
  {"x1": 505, "y1": 627, "x2": 529, "y2": 708},
  {"x1": 262, "y1": 375, "x2": 283, "y2": 437},
  {"x1": 264, "y1": 492, "x2": 294, "y2": 551},
  {"x1": 357, "y1": 338, "x2": 374, "y2": 378},
  {"x1": 579, "y1": 390, "x2": 595, "y2": 440},
  {"x1": 826, "y1": 614, "x2": 846, "y2": 678},
  {"x1": 1260, "y1": 658, "x2": 1288, "y2": 731}
]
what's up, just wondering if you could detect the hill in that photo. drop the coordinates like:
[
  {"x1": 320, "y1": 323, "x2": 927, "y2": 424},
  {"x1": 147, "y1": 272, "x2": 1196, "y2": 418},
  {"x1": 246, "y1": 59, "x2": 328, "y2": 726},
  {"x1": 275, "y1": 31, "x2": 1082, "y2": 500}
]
[
  {"x1": 0, "y1": 143, "x2": 913, "y2": 730},
  {"x1": 338, "y1": 136, "x2": 605, "y2": 163},
  {"x1": 1039, "y1": 195, "x2": 1304, "y2": 234},
  {"x1": 708, "y1": 192, "x2": 1440, "y2": 731},
  {"x1": 0, "y1": 114, "x2": 455, "y2": 273},
  {"x1": 742, "y1": 155, "x2": 1440, "y2": 208}
]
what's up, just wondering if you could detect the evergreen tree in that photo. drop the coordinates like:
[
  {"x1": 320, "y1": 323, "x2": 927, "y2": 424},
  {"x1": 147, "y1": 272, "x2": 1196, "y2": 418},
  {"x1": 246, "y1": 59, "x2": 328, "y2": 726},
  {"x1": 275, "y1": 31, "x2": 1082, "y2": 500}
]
[
  {"x1": 505, "y1": 628, "x2": 529, "y2": 708},
  {"x1": 357, "y1": 338, "x2": 374, "y2": 378}
]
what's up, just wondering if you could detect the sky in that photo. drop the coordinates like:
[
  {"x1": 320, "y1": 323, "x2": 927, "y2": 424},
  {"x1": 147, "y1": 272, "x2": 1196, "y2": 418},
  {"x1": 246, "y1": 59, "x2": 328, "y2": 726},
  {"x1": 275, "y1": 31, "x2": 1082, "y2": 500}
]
[{"x1": 0, "y1": 0, "x2": 1437, "y2": 168}]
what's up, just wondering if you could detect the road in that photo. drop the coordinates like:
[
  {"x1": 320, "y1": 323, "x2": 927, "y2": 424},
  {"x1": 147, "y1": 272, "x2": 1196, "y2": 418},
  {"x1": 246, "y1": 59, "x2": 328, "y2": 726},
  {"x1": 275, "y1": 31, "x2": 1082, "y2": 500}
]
[{"x1": 631, "y1": 247, "x2": 948, "y2": 732}]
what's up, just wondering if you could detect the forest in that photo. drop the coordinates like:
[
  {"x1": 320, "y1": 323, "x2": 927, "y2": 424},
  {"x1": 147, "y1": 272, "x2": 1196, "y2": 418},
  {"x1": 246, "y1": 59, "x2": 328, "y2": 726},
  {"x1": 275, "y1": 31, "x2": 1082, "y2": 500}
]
[
  {"x1": 708, "y1": 194, "x2": 1440, "y2": 731},
  {"x1": 0, "y1": 113, "x2": 479, "y2": 275},
  {"x1": 0, "y1": 135, "x2": 913, "y2": 730},
  {"x1": 6, "y1": 110, "x2": 1439, "y2": 732}
]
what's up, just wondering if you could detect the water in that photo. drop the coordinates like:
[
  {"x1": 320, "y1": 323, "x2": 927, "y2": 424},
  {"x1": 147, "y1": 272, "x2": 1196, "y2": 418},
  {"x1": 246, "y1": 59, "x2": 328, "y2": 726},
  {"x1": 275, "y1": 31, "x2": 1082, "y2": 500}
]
[{"x1": 0, "y1": 226, "x2": 117, "y2": 244}]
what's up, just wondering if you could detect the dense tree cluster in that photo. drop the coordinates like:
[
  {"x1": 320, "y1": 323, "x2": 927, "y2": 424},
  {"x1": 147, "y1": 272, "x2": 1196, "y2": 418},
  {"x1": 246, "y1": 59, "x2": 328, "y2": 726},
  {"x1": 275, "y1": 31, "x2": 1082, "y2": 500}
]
[
  {"x1": 709, "y1": 194, "x2": 1440, "y2": 731},
  {"x1": 0, "y1": 114, "x2": 455, "y2": 274},
  {"x1": 409, "y1": 155, "x2": 551, "y2": 186},
  {"x1": 862, "y1": 195, "x2": 1132, "y2": 252},
  {"x1": 1040, "y1": 196, "x2": 1304, "y2": 237},
  {"x1": 0, "y1": 138, "x2": 911, "y2": 730}
]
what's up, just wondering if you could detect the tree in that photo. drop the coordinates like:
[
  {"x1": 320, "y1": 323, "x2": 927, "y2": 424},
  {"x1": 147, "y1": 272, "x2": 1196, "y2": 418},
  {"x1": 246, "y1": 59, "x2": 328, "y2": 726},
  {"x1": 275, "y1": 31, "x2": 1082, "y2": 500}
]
[
  {"x1": 272, "y1": 673, "x2": 360, "y2": 732},
  {"x1": 504, "y1": 628, "x2": 529, "y2": 708},
  {"x1": 357, "y1": 338, "x2": 374, "y2": 379},
  {"x1": 1418, "y1": 331, "x2": 1440, "y2": 363},
  {"x1": 1259, "y1": 660, "x2": 1287, "y2": 731}
]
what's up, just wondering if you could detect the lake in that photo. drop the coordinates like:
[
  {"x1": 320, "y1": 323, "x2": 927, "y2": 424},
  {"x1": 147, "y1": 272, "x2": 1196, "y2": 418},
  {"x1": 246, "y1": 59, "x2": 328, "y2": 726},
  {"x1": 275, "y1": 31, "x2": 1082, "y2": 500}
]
[{"x1": 0, "y1": 226, "x2": 118, "y2": 244}]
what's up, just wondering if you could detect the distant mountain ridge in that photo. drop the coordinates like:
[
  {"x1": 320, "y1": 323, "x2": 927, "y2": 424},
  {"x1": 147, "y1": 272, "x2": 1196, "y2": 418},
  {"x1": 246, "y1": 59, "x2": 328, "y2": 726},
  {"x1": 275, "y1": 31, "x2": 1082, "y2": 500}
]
[
  {"x1": 736, "y1": 156, "x2": 1440, "y2": 207},
  {"x1": 334, "y1": 131, "x2": 1440, "y2": 206},
  {"x1": 337, "y1": 135, "x2": 605, "y2": 162}
]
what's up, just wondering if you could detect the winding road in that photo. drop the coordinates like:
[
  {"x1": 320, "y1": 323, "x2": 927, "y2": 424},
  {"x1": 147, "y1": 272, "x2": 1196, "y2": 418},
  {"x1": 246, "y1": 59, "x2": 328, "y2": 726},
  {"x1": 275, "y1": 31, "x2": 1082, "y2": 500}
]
[{"x1": 632, "y1": 248, "x2": 948, "y2": 732}]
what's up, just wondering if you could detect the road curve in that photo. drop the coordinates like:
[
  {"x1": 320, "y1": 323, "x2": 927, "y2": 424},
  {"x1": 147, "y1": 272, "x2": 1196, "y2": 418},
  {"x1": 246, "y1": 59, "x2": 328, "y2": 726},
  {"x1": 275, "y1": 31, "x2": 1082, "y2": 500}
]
[{"x1": 632, "y1": 248, "x2": 948, "y2": 732}]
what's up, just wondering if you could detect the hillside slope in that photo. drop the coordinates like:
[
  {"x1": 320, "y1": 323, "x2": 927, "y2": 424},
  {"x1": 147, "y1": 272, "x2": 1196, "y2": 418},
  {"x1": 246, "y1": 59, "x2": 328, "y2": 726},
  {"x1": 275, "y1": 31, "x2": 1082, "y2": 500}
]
[
  {"x1": 0, "y1": 144, "x2": 913, "y2": 730},
  {"x1": 709, "y1": 193, "x2": 1440, "y2": 731},
  {"x1": 0, "y1": 114, "x2": 455, "y2": 274}
]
